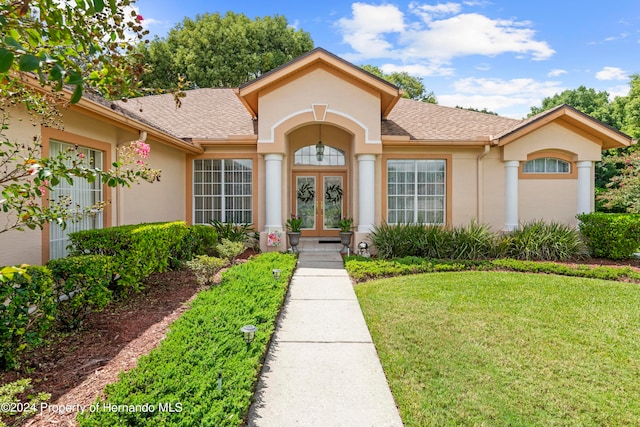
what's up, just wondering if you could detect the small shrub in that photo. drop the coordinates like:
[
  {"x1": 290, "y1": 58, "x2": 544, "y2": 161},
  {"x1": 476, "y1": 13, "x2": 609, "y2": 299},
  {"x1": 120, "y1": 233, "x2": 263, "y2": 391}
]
[
  {"x1": 370, "y1": 222, "x2": 424, "y2": 259},
  {"x1": 417, "y1": 225, "x2": 454, "y2": 258},
  {"x1": 449, "y1": 221, "x2": 495, "y2": 260},
  {"x1": 506, "y1": 220, "x2": 587, "y2": 261},
  {"x1": 215, "y1": 238, "x2": 246, "y2": 261},
  {"x1": 578, "y1": 213, "x2": 640, "y2": 259},
  {"x1": 171, "y1": 225, "x2": 218, "y2": 266},
  {"x1": 0, "y1": 378, "x2": 50, "y2": 427},
  {"x1": 0, "y1": 266, "x2": 56, "y2": 370},
  {"x1": 210, "y1": 219, "x2": 254, "y2": 243},
  {"x1": 47, "y1": 255, "x2": 114, "y2": 330},
  {"x1": 186, "y1": 255, "x2": 228, "y2": 285}
]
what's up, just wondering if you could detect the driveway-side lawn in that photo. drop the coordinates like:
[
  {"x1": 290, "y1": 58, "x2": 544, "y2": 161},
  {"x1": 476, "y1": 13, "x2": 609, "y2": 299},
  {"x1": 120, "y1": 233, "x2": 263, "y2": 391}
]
[{"x1": 355, "y1": 271, "x2": 640, "y2": 426}]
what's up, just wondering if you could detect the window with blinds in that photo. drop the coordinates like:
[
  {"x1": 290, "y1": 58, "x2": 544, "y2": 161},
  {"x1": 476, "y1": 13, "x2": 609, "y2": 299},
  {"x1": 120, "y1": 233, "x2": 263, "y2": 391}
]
[
  {"x1": 49, "y1": 141, "x2": 103, "y2": 259},
  {"x1": 387, "y1": 159, "x2": 446, "y2": 224},
  {"x1": 193, "y1": 159, "x2": 253, "y2": 224}
]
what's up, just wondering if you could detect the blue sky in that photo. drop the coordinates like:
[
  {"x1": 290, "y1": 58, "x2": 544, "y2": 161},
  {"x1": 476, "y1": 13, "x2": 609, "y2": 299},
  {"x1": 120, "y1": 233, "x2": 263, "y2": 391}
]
[{"x1": 132, "y1": 0, "x2": 640, "y2": 118}]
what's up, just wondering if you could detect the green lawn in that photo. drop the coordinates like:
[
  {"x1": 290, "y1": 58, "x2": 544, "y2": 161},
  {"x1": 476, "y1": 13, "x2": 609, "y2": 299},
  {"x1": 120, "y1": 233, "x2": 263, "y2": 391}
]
[{"x1": 355, "y1": 271, "x2": 640, "y2": 426}]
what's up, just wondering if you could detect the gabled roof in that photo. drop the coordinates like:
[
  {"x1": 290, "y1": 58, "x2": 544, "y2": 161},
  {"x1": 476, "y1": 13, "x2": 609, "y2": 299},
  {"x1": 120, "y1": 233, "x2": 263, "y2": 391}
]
[
  {"x1": 235, "y1": 47, "x2": 403, "y2": 119},
  {"x1": 493, "y1": 104, "x2": 633, "y2": 149}
]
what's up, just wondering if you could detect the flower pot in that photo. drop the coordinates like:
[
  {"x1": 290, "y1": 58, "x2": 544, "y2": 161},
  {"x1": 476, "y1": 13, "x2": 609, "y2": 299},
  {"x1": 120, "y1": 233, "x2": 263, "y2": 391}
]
[
  {"x1": 287, "y1": 231, "x2": 301, "y2": 253},
  {"x1": 339, "y1": 231, "x2": 353, "y2": 254}
]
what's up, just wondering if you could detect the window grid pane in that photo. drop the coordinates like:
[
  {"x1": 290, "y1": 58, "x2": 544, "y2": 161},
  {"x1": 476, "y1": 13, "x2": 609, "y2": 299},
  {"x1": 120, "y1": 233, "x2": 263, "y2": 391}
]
[
  {"x1": 387, "y1": 160, "x2": 445, "y2": 225},
  {"x1": 294, "y1": 145, "x2": 345, "y2": 166},
  {"x1": 49, "y1": 141, "x2": 103, "y2": 259},
  {"x1": 193, "y1": 159, "x2": 252, "y2": 224},
  {"x1": 523, "y1": 157, "x2": 571, "y2": 174}
]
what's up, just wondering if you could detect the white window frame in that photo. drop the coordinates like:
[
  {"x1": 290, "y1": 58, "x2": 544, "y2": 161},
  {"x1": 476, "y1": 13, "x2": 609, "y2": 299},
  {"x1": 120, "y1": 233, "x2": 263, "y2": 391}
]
[
  {"x1": 193, "y1": 159, "x2": 253, "y2": 224},
  {"x1": 387, "y1": 159, "x2": 446, "y2": 225}
]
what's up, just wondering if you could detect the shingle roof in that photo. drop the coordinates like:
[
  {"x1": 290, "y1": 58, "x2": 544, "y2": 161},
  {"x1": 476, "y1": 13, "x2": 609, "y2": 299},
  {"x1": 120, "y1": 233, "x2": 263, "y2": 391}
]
[
  {"x1": 117, "y1": 89, "x2": 521, "y2": 142},
  {"x1": 114, "y1": 88, "x2": 255, "y2": 140},
  {"x1": 383, "y1": 98, "x2": 519, "y2": 141}
]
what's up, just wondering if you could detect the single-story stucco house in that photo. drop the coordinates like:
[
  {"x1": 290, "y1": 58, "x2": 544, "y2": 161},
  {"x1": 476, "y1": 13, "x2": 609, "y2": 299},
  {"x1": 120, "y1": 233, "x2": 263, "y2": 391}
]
[{"x1": 1, "y1": 48, "x2": 634, "y2": 266}]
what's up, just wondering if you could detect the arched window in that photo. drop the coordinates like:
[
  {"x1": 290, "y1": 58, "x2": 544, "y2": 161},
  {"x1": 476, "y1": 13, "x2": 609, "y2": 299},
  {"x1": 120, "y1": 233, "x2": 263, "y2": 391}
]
[
  {"x1": 294, "y1": 145, "x2": 345, "y2": 166},
  {"x1": 522, "y1": 157, "x2": 570, "y2": 174}
]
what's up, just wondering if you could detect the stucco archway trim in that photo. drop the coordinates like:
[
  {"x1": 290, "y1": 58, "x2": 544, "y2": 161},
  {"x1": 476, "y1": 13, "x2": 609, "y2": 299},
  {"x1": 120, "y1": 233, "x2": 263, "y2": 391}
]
[{"x1": 257, "y1": 108, "x2": 381, "y2": 153}]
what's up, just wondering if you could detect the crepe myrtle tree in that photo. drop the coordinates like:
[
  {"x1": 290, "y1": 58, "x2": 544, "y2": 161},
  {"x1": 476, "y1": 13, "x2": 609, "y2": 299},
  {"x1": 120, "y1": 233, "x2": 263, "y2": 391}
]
[{"x1": 0, "y1": 0, "x2": 162, "y2": 280}]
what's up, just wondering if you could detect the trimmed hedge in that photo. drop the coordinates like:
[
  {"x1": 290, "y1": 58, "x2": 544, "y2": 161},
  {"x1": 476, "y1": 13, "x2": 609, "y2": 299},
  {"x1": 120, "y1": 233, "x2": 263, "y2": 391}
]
[
  {"x1": 69, "y1": 222, "x2": 191, "y2": 292},
  {"x1": 577, "y1": 213, "x2": 640, "y2": 259},
  {"x1": 171, "y1": 225, "x2": 218, "y2": 265},
  {"x1": 78, "y1": 252, "x2": 297, "y2": 427},
  {"x1": 47, "y1": 255, "x2": 114, "y2": 330},
  {"x1": 344, "y1": 255, "x2": 640, "y2": 283},
  {"x1": 0, "y1": 266, "x2": 56, "y2": 370}
]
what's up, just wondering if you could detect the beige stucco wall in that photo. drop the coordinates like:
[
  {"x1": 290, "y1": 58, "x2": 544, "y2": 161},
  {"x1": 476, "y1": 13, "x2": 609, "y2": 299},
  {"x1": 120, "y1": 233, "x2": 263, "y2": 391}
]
[
  {"x1": 258, "y1": 67, "x2": 381, "y2": 148},
  {"x1": 119, "y1": 138, "x2": 186, "y2": 225},
  {"x1": 519, "y1": 180, "x2": 579, "y2": 226},
  {"x1": 503, "y1": 122, "x2": 602, "y2": 162},
  {"x1": 1, "y1": 106, "x2": 46, "y2": 266},
  {"x1": 481, "y1": 152, "x2": 507, "y2": 230}
]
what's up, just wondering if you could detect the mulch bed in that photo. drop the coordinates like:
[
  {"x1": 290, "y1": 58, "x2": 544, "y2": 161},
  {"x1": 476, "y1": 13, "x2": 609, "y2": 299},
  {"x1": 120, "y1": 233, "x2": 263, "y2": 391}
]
[{"x1": 2, "y1": 269, "x2": 202, "y2": 414}]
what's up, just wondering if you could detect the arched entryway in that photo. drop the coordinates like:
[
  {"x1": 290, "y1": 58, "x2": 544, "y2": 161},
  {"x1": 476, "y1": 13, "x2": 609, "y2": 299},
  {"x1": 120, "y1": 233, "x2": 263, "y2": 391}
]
[{"x1": 288, "y1": 123, "x2": 350, "y2": 237}]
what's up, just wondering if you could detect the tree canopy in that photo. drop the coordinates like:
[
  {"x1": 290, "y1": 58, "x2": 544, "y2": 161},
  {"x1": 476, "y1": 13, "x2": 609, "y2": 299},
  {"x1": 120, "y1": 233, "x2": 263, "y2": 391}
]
[
  {"x1": 360, "y1": 65, "x2": 437, "y2": 103},
  {"x1": 138, "y1": 12, "x2": 314, "y2": 89}
]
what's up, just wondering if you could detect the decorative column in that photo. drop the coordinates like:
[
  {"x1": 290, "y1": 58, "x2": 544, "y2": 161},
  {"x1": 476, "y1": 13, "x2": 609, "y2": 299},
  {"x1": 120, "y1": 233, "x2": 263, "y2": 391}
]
[
  {"x1": 504, "y1": 160, "x2": 520, "y2": 231},
  {"x1": 576, "y1": 161, "x2": 593, "y2": 215},
  {"x1": 264, "y1": 154, "x2": 283, "y2": 230},
  {"x1": 357, "y1": 154, "x2": 376, "y2": 232}
]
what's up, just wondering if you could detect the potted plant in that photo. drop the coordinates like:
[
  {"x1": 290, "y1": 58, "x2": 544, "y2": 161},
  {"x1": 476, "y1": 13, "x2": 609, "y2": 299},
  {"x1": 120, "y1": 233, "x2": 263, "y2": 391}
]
[
  {"x1": 338, "y1": 217, "x2": 354, "y2": 254},
  {"x1": 286, "y1": 214, "x2": 303, "y2": 253}
]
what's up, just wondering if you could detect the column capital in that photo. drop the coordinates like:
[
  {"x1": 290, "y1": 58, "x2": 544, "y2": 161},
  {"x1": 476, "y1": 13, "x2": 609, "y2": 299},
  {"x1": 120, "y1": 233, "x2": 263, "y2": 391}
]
[
  {"x1": 504, "y1": 160, "x2": 520, "y2": 168},
  {"x1": 264, "y1": 153, "x2": 284, "y2": 161},
  {"x1": 576, "y1": 161, "x2": 593, "y2": 168},
  {"x1": 357, "y1": 154, "x2": 376, "y2": 162}
]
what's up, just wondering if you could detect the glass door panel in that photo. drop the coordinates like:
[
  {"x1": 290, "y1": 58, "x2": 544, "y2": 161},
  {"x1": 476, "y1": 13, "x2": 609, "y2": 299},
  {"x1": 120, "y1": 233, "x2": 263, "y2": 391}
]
[
  {"x1": 323, "y1": 176, "x2": 343, "y2": 230},
  {"x1": 296, "y1": 176, "x2": 316, "y2": 230}
]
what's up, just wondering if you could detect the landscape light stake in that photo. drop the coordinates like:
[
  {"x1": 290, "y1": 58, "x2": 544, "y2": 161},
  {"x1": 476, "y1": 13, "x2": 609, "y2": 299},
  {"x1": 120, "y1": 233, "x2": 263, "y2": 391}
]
[
  {"x1": 218, "y1": 371, "x2": 222, "y2": 391},
  {"x1": 241, "y1": 324, "x2": 257, "y2": 350},
  {"x1": 272, "y1": 269, "x2": 281, "y2": 279}
]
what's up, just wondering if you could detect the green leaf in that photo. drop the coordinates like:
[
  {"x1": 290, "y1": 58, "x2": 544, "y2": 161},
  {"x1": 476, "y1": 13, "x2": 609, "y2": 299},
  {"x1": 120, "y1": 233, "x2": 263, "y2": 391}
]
[
  {"x1": 66, "y1": 70, "x2": 83, "y2": 85},
  {"x1": 4, "y1": 36, "x2": 23, "y2": 50},
  {"x1": 93, "y1": 0, "x2": 105, "y2": 13},
  {"x1": 108, "y1": 0, "x2": 117, "y2": 13},
  {"x1": 18, "y1": 54, "x2": 40, "y2": 72},
  {"x1": 0, "y1": 48, "x2": 14, "y2": 73},
  {"x1": 70, "y1": 84, "x2": 83, "y2": 104},
  {"x1": 50, "y1": 64, "x2": 63, "y2": 81}
]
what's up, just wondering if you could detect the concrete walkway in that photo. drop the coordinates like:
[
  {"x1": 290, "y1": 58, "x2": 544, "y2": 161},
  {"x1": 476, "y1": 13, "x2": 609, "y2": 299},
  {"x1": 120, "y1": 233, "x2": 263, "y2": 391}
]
[{"x1": 247, "y1": 251, "x2": 403, "y2": 426}]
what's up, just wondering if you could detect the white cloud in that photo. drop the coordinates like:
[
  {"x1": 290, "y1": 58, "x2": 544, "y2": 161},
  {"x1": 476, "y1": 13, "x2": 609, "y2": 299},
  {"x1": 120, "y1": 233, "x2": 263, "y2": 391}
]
[
  {"x1": 409, "y1": 2, "x2": 461, "y2": 22},
  {"x1": 595, "y1": 66, "x2": 628, "y2": 81},
  {"x1": 400, "y1": 13, "x2": 554, "y2": 62},
  {"x1": 439, "y1": 77, "x2": 565, "y2": 118},
  {"x1": 476, "y1": 63, "x2": 491, "y2": 71},
  {"x1": 336, "y1": 3, "x2": 405, "y2": 58},
  {"x1": 547, "y1": 69, "x2": 567, "y2": 77},
  {"x1": 380, "y1": 62, "x2": 455, "y2": 77},
  {"x1": 337, "y1": 3, "x2": 554, "y2": 64},
  {"x1": 607, "y1": 84, "x2": 630, "y2": 99}
]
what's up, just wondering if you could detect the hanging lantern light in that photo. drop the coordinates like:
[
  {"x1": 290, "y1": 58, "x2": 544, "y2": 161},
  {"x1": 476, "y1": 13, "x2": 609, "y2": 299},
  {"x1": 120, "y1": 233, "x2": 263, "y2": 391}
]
[{"x1": 316, "y1": 124, "x2": 324, "y2": 162}]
